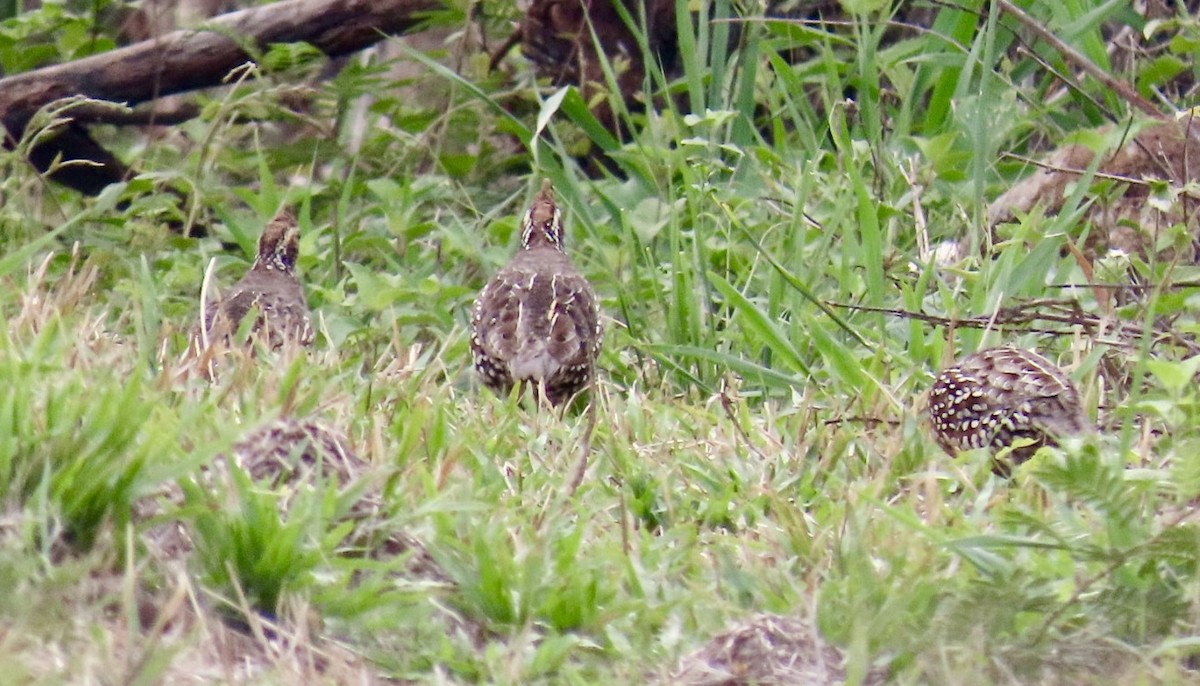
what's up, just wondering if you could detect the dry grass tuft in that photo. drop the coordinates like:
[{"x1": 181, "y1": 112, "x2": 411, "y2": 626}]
[{"x1": 669, "y1": 612, "x2": 886, "y2": 686}]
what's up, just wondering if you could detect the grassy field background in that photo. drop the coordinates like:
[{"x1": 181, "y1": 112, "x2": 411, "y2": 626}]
[{"x1": 2, "y1": 0, "x2": 1200, "y2": 683}]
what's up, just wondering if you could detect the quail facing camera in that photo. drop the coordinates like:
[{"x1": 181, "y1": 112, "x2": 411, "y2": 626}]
[
  {"x1": 193, "y1": 208, "x2": 314, "y2": 353},
  {"x1": 470, "y1": 180, "x2": 602, "y2": 406}
]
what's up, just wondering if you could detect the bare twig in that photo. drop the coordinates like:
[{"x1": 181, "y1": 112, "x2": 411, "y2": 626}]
[
  {"x1": 718, "y1": 377, "x2": 769, "y2": 462},
  {"x1": 563, "y1": 396, "x2": 597, "y2": 499},
  {"x1": 1012, "y1": 44, "x2": 1117, "y2": 122},
  {"x1": 996, "y1": 0, "x2": 1161, "y2": 118},
  {"x1": 1000, "y1": 152, "x2": 1150, "y2": 187},
  {"x1": 821, "y1": 416, "x2": 901, "y2": 428},
  {"x1": 826, "y1": 299, "x2": 1200, "y2": 356}
]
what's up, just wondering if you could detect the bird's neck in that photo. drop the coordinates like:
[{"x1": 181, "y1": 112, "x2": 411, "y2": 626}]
[
  {"x1": 255, "y1": 255, "x2": 293, "y2": 273},
  {"x1": 522, "y1": 237, "x2": 564, "y2": 253}
]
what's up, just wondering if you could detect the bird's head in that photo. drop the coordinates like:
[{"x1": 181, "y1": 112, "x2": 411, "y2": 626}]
[
  {"x1": 255, "y1": 208, "x2": 300, "y2": 273},
  {"x1": 520, "y1": 179, "x2": 564, "y2": 252}
]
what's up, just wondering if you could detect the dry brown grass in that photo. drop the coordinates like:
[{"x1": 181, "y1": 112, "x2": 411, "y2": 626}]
[{"x1": 667, "y1": 611, "x2": 887, "y2": 686}]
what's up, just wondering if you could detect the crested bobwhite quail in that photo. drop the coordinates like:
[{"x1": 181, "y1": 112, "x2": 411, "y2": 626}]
[
  {"x1": 927, "y1": 346, "x2": 1090, "y2": 475},
  {"x1": 470, "y1": 180, "x2": 602, "y2": 406},
  {"x1": 193, "y1": 208, "x2": 313, "y2": 352}
]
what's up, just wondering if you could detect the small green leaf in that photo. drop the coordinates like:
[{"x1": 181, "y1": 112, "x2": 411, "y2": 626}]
[
  {"x1": 261, "y1": 41, "x2": 326, "y2": 73},
  {"x1": 1145, "y1": 356, "x2": 1200, "y2": 397}
]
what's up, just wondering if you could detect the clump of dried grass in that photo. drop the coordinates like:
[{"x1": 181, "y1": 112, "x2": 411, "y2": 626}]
[{"x1": 669, "y1": 612, "x2": 886, "y2": 686}]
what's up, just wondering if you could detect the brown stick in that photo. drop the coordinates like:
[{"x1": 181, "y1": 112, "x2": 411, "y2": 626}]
[
  {"x1": 995, "y1": 0, "x2": 1161, "y2": 118},
  {"x1": 0, "y1": 0, "x2": 442, "y2": 200},
  {"x1": 0, "y1": 0, "x2": 442, "y2": 131}
]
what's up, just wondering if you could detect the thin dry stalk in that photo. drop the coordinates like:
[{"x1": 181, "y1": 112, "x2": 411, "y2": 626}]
[
  {"x1": 996, "y1": 0, "x2": 1161, "y2": 117},
  {"x1": 828, "y1": 299, "x2": 1200, "y2": 356}
]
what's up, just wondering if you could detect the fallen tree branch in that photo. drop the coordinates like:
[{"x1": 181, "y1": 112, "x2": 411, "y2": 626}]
[
  {"x1": 0, "y1": 0, "x2": 442, "y2": 128},
  {"x1": 0, "y1": 0, "x2": 443, "y2": 200}
]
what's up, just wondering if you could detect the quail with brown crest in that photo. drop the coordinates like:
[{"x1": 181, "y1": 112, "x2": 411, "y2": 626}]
[
  {"x1": 193, "y1": 208, "x2": 313, "y2": 353},
  {"x1": 927, "y1": 346, "x2": 1089, "y2": 475},
  {"x1": 470, "y1": 180, "x2": 602, "y2": 405}
]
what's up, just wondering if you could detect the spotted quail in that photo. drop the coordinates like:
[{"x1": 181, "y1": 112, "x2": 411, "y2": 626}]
[
  {"x1": 470, "y1": 180, "x2": 603, "y2": 406},
  {"x1": 927, "y1": 346, "x2": 1089, "y2": 475},
  {"x1": 192, "y1": 208, "x2": 313, "y2": 353}
]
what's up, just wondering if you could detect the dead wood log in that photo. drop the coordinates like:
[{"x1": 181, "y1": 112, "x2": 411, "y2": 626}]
[{"x1": 0, "y1": 0, "x2": 442, "y2": 206}]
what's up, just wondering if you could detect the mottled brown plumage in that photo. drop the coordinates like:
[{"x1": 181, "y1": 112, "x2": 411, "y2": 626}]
[
  {"x1": 193, "y1": 209, "x2": 313, "y2": 352},
  {"x1": 928, "y1": 346, "x2": 1089, "y2": 475},
  {"x1": 470, "y1": 180, "x2": 602, "y2": 405},
  {"x1": 514, "y1": 0, "x2": 677, "y2": 134}
]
